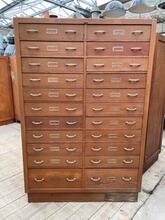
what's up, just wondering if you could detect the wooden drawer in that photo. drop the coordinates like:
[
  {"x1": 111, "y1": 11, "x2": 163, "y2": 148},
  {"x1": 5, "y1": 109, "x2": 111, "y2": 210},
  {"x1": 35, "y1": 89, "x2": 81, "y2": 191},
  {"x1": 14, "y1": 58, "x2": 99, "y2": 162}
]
[
  {"x1": 85, "y1": 156, "x2": 139, "y2": 168},
  {"x1": 21, "y1": 42, "x2": 84, "y2": 57},
  {"x1": 85, "y1": 142, "x2": 141, "y2": 156},
  {"x1": 86, "y1": 117, "x2": 142, "y2": 130},
  {"x1": 24, "y1": 88, "x2": 83, "y2": 101},
  {"x1": 86, "y1": 89, "x2": 145, "y2": 102},
  {"x1": 87, "y1": 58, "x2": 148, "y2": 72},
  {"x1": 19, "y1": 24, "x2": 84, "y2": 41},
  {"x1": 23, "y1": 74, "x2": 83, "y2": 88},
  {"x1": 87, "y1": 74, "x2": 146, "y2": 89},
  {"x1": 22, "y1": 58, "x2": 83, "y2": 73},
  {"x1": 26, "y1": 117, "x2": 83, "y2": 130},
  {"x1": 29, "y1": 169, "x2": 82, "y2": 189},
  {"x1": 86, "y1": 130, "x2": 141, "y2": 142},
  {"x1": 86, "y1": 103, "x2": 144, "y2": 116},
  {"x1": 26, "y1": 130, "x2": 82, "y2": 143},
  {"x1": 27, "y1": 143, "x2": 83, "y2": 156},
  {"x1": 25, "y1": 103, "x2": 83, "y2": 116},
  {"x1": 87, "y1": 25, "x2": 151, "y2": 41},
  {"x1": 87, "y1": 42, "x2": 149, "y2": 56},
  {"x1": 28, "y1": 156, "x2": 82, "y2": 168},
  {"x1": 85, "y1": 169, "x2": 138, "y2": 189}
]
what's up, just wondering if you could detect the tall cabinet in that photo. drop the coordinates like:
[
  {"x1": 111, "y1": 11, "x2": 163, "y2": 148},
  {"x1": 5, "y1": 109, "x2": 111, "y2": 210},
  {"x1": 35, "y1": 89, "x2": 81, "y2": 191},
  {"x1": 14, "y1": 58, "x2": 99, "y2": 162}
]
[{"x1": 14, "y1": 18, "x2": 156, "y2": 202}]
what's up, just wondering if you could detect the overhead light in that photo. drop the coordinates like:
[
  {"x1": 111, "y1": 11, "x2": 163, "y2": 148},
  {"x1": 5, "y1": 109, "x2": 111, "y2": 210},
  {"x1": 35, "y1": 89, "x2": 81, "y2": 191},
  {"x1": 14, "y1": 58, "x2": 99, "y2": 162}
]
[
  {"x1": 158, "y1": 1, "x2": 165, "y2": 11},
  {"x1": 128, "y1": 0, "x2": 156, "y2": 14},
  {"x1": 102, "y1": 1, "x2": 126, "y2": 18},
  {"x1": 91, "y1": 8, "x2": 101, "y2": 18}
]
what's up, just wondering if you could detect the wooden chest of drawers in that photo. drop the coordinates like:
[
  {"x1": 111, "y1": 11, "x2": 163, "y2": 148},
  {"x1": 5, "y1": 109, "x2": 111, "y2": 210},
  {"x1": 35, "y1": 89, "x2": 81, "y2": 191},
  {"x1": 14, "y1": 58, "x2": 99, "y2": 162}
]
[{"x1": 14, "y1": 18, "x2": 156, "y2": 202}]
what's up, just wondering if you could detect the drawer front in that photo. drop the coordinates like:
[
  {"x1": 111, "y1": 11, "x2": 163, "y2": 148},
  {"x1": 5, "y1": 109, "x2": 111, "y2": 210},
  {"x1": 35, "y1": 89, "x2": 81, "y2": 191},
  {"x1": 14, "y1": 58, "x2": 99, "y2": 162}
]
[
  {"x1": 24, "y1": 88, "x2": 83, "y2": 101},
  {"x1": 26, "y1": 117, "x2": 83, "y2": 130},
  {"x1": 26, "y1": 131, "x2": 82, "y2": 143},
  {"x1": 28, "y1": 156, "x2": 82, "y2": 168},
  {"x1": 23, "y1": 74, "x2": 83, "y2": 88},
  {"x1": 85, "y1": 142, "x2": 141, "y2": 156},
  {"x1": 85, "y1": 169, "x2": 138, "y2": 189},
  {"x1": 25, "y1": 103, "x2": 83, "y2": 116},
  {"x1": 22, "y1": 58, "x2": 83, "y2": 73},
  {"x1": 21, "y1": 42, "x2": 84, "y2": 57},
  {"x1": 87, "y1": 74, "x2": 146, "y2": 89},
  {"x1": 87, "y1": 42, "x2": 149, "y2": 56},
  {"x1": 86, "y1": 117, "x2": 142, "y2": 130},
  {"x1": 86, "y1": 89, "x2": 145, "y2": 102},
  {"x1": 29, "y1": 169, "x2": 82, "y2": 189},
  {"x1": 87, "y1": 58, "x2": 148, "y2": 72},
  {"x1": 86, "y1": 103, "x2": 144, "y2": 116},
  {"x1": 85, "y1": 156, "x2": 139, "y2": 168},
  {"x1": 20, "y1": 24, "x2": 84, "y2": 41},
  {"x1": 27, "y1": 143, "x2": 83, "y2": 156},
  {"x1": 86, "y1": 130, "x2": 141, "y2": 142},
  {"x1": 87, "y1": 25, "x2": 151, "y2": 41}
]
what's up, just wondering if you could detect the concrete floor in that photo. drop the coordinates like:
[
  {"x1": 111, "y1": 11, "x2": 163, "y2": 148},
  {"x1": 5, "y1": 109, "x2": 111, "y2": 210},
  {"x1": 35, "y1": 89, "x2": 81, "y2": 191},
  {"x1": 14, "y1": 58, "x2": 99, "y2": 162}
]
[{"x1": 0, "y1": 123, "x2": 165, "y2": 220}]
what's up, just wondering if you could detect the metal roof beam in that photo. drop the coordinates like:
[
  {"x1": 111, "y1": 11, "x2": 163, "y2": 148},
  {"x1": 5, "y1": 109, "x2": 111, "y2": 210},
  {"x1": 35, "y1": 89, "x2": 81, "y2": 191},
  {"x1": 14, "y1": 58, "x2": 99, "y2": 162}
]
[{"x1": 0, "y1": 0, "x2": 26, "y2": 14}]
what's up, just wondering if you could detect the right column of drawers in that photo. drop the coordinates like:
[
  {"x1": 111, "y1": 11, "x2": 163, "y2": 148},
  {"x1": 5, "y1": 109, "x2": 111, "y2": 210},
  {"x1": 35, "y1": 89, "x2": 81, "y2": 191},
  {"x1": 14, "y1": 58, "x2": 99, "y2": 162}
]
[{"x1": 85, "y1": 24, "x2": 150, "y2": 189}]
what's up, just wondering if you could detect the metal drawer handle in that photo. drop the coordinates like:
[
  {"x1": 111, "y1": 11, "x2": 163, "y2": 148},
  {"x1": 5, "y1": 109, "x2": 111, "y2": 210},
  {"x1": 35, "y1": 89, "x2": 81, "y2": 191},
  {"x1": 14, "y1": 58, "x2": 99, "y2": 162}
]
[
  {"x1": 33, "y1": 160, "x2": 44, "y2": 164},
  {"x1": 66, "y1": 177, "x2": 77, "y2": 182},
  {"x1": 95, "y1": 30, "x2": 106, "y2": 34},
  {"x1": 28, "y1": 63, "x2": 41, "y2": 66},
  {"x1": 93, "y1": 64, "x2": 105, "y2": 68},
  {"x1": 66, "y1": 159, "x2": 77, "y2": 164},
  {"x1": 65, "y1": 30, "x2": 77, "y2": 34},
  {"x1": 34, "y1": 178, "x2": 45, "y2": 183},
  {"x1": 92, "y1": 107, "x2": 104, "y2": 111},
  {"x1": 94, "y1": 47, "x2": 105, "y2": 51},
  {"x1": 65, "y1": 78, "x2": 77, "y2": 82},
  {"x1": 30, "y1": 78, "x2": 41, "y2": 82},
  {"x1": 123, "y1": 160, "x2": 134, "y2": 164},
  {"x1": 122, "y1": 176, "x2": 132, "y2": 182},
  {"x1": 30, "y1": 93, "x2": 42, "y2": 97},
  {"x1": 126, "y1": 107, "x2": 137, "y2": 112},
  {"x1": 66, "y1": 63, "x2": 77, "y2": 67},
  {"x1": 124, "y1": 134, "x2": 135, "y2": 138},
  {"x1": 91, "y1": 147, "x2": 102, "y2": 152},
  {"x1": 125, "y1": 121, "x2": 136, "y2": 125},
  {"x1": 90, "y1": 177, "x2": 101, "y2": 182},
  {"x1": 31, "y1": 107, "x2": 42, "y2": 111},
  {"x1": 91, "y1": 134, "x2": 102, "y2": 138},
  {"x1": 66, "y1": 134, "x2": 77, "y2": 138},
  {"x1": 33, "y1": 147, "x2": 44, "y2": 152},
  {"x1": 129, "y1": 64, "x2": 141, "y2": 68},
  {"x1": 92, "y1": 93, "x2": 104, "y2": 97},
  {"x1": 65, "y1": 47, "x2": 77, "y2": 51},
  {"x1": 28, "y1": 46, "x2": 40, "y2": 50},
  {"x1": 128, "y1": 78, "x2": 140, "y2": 83},
  {"x1": 32, "y1": 134, "x2": 43, "y2": 139},
  {"x1": 92, "y1": 121, "x2": 103, "y2": 125},
  {"x1": 132, "y1": 30, "x2": 143, "y2": 35},
  {"x1": 123, "y1": 147, "x2": 135, "y2": 152},
  {"x1": 127, "y1": 93, "x2": 138, "y2": 97},
  {"x1": 66, "y1": 147, "x2": 77, "y2": 152},
  {"x1": 93, "y1": 79, "x2": 104, "y2": 83},
  {"x1": 66, "y1": 121, "x2": 78, "y2": 125},
  {"x1": 26, "y1": 29, "x2": 39, "y2": 33},
  {"x1": 65, "y1": 107, "x2": 77, "y2": 111},
  {"x1": 32, "y1": 121, "x2": 43, "y2": 125},
  {"x1": 90, "y1": 159, "x2": 101, "y2": 164},
  {"x1": 65, "y1": 93, "x2": 77, "y2": 97},
  {"x1": 131, "y1": 47, "x2": 142, "y2": 51}
]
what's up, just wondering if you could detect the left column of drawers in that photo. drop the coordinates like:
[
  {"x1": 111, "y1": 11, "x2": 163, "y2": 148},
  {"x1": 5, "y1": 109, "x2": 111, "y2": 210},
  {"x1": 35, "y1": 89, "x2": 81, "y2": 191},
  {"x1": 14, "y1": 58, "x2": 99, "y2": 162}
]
[{"x1": 19, "y1": 23, "x2": 84, "y2": 190}]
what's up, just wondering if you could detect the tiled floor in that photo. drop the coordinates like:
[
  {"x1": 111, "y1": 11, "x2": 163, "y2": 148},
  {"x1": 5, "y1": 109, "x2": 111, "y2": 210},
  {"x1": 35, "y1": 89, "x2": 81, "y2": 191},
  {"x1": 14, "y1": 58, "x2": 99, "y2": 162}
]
[{"x1": 0, "y1": 123, "x2": 165, "y2": 220}]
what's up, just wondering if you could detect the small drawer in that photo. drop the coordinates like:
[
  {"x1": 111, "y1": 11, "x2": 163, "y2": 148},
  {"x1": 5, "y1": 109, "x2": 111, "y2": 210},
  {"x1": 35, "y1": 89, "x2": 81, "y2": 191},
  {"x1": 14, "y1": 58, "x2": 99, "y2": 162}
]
[
  {"x1": 86, "y1": 89, "x2": 145, "y2": 102},
  {"x1": 28, "y1": 156, "x2": 82, "y2": 168},
  {"x1": 87, "y1": 42, "x2": 149, "y2": 56},
  {"x1": 85, "y1": 130, "x2": 141, "y2": 142},
  {"x1": 87, "y1": 74, "x2": 146, "y2": 89},
  {"x1": 29, "y1": 169, "x2": 82, "y2": 189},
  {"x1": 26, "y1": 117, "x2": 83, "y2": 130},
  {"x1": 85, "y1": 142, "x2": 141, "y2": 156},
  {"x1": 23, "y1": 74, "x2": 83, "y2": 88},
  {"x1": 21, "y1": 42, "x2": 84, "y2": 57},
  {"x1": 26, "y1": 130, "x2": 82, "y2": 143},
  {"x1": 27, "y1": 143, "x2": 83, "y2": 156},
  {"x1": 85, "y1": 156, "x2": 139, "y2": 168},
  {"x1": 20, "y1": 24, "x2": 84, "y2": 41},
  {"x1": 85, "y1": 169, "x2": 138, "y2": 189},
  {"x1": 25, "y1": 103, "x2": 83, "y2": 116},
  {"x1": 86, "y1": 117, "x2": 143, "y2": 130},
  {"x1": 22, "y1": 58, "x2": 83, "y2": 73},
  {"x1": 87, "y1": 58, "x2": 148, "y2": 72},
  {"x1": 87, "y1": 25, "x2": 151, "y2": 41},
  {"x1": 24, "y1": 88, "x2": 83, "y2": 101},
  {"x1": 86, "y1": 103, "x2": 144, "y2": 116}
]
